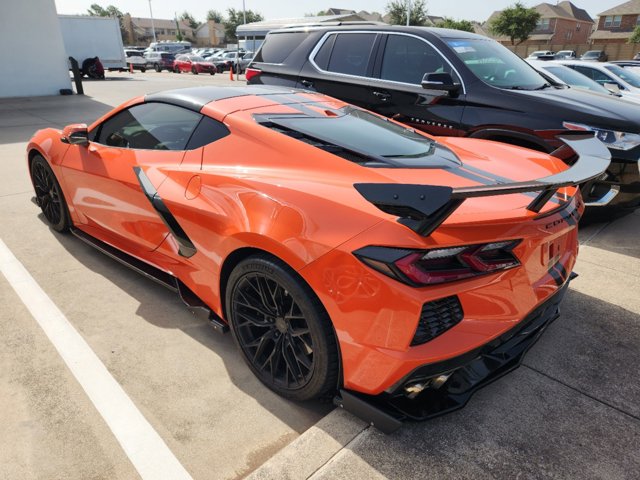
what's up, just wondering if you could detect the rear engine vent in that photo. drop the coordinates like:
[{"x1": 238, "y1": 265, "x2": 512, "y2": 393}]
[
  {"x1": 259, "y1": 121, "x2": 388, "y2": 167},
  {"x1": 412, "y1": 296, "x2": 464, "y2": 346}
]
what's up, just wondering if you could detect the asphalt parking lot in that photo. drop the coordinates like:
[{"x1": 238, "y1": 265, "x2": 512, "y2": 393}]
[{"x1": 1, "y1": 71, "x2": 639, "y2": 480}]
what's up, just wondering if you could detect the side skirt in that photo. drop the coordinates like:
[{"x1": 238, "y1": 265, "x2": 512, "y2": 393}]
[{"x1": 70, "y1": 227, "x2": 228, "y2": 333}]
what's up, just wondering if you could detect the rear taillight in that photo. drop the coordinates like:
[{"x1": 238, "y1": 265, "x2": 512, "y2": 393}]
[
  {"x1": 354, "y1": 241, "x2": 521, "y2": 286},
  {"x1": 245, "y1": 67, "x2": 261, "y2": 82}
]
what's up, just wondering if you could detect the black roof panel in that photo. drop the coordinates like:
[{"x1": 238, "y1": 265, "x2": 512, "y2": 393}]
[{"x1": 145, "y1": 85, "x2": 297, "y2": 112}]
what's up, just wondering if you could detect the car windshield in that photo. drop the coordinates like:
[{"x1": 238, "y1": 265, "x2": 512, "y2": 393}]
[
  {"x1": 190, "y1": 56, "x2": 205, "y2": 62},
  {"x1": 583, "y1": 51, "x2": 599, "y2": 58},
  {"x1": 543, "y1": 65, "x2": 610, "y2": 94},
  {"x1": 268, "y1": 107, "x2": 439, "y2": 164},
  {"x1": 604, "y1": 64, "x2": 640, "y2": 88},
  {"x1": 446, "y1": 38, "x2": 548, "y2": 90}
]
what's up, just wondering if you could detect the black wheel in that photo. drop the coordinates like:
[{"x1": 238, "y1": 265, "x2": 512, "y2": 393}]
[
  {"x1": 154, "y1": 63, "x2": 160, "y2": 72},
  {"x1": 174, "y1": 66, "x2": 181, "y2": 73},
  {"x1": 30, "y1": 155, "x2": 71, "y2": 232},
  {"x1": 226, "y1": 254, "x2": 339, "y2": 401},
  {"x1": 141, "y1": 67, "x2": 146, "y2": 73},
  {"x1": 191, "y1": 66, "x2": 198, "y2": 75}
]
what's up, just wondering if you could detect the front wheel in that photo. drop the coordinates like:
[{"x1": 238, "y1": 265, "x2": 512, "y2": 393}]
[
  {"x1": 191, "y1": 66, "x2": 198, "y2": 75},
  {"x1": 30, "y1": 155, "x2": 71, "y2": 232},
  {"x1": 226, "y1": 254, "x2": 339, "y2": 401},
  {"x1": 154, "y1": 63, "x2": 160, "y2": 72},
  {"x1": 140, "y1": 67, "x2": 146, "y2": 73}
]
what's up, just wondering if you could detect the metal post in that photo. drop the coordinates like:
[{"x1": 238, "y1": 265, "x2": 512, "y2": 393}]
[
  {"x1": 148, "y1": 0, "x2": 157, "y2": 43},
  {"x1": 243, "y1": 0, "x2": 247, "y2": 25},
  {"x1": 406, "y1": 0, "x2": 411, "y2": 26}
]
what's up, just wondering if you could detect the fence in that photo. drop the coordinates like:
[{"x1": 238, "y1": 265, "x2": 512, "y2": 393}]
[{"x1": 505, "y1": 43, "x2": 640, "y2": 61}]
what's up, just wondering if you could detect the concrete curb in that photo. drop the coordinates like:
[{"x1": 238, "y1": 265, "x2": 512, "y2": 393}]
[{"x1": 246, "y1": 408, "x2": 368, "y2": 480}]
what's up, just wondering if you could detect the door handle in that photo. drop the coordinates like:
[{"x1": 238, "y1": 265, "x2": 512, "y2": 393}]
[
  {"x1": 300, "y1": 79, "x2": 314, "y2": 89},
  {"x1": 372, "y1": 91, "x2": 391, "y2": 102}
]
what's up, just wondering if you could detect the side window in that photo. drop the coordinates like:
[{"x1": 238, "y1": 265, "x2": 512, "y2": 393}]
[
  {"x1": 254, "y1": 32, "x2": 310, "y2": 63},
  {"x1": 186, "y1": 116, "x2": 230, "y2": 149},
  {"x1": 574, "y1": 66, "x2": 612, "y2": 85},
  {"x1": 326, "y1": 33, "x2": 376, "y2": 77},
  {"x1": 95, "y1": 103, "x2": 202, "y2": 151},
  {"x1": 381, "y1": 35, "x2": 456, "y2": 85},
  {"x1": 313, "y1": 34, "x2": 336, "y2": 70}
]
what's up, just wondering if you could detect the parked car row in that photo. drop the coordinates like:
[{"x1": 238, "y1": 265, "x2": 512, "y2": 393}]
[
  {"x1": 527, "y1": 49, "x2": 608, "y2": 62},
  {"x1": 123, "y1": 48, "x2": 255, "y2": 75}
]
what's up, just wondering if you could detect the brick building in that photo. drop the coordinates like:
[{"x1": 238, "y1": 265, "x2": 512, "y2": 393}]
[
  {"x1": 591, "y1": 1, "x2": 640, "y2": 43},
  {"x1": 487, "y1": 1, "x2": 593, "y2": 46}
]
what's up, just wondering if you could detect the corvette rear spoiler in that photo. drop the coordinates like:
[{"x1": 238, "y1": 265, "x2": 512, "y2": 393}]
[{"x1": 354, "y1": 133, "x2": 611, "y2": 237}]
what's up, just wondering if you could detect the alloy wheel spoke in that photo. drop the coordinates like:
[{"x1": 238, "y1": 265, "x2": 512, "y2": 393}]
[{"x1": 233, "y1": 272, "x2": 315, "y2": 389}]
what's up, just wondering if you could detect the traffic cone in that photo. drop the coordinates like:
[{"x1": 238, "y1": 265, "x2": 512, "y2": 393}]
[{"x1": 229, "y1": 66, "x2": 234, "y2": 81}]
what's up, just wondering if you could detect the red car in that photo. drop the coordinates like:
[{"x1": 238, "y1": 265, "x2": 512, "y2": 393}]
[
  {"x1": 27, "y1": 86, "x2": 609, "y2": 432},
  {"x1": 173, "y1": 54, "x2": 216, "y2": 75}
]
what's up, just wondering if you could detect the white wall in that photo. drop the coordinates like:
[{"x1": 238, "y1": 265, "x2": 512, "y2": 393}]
[{"x1": 0, "y1": 0, "x2": 71, "y2": 98}]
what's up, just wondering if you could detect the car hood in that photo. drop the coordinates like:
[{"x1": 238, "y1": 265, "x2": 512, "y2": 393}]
[{"x1": 511, "y1": 87, "x2": 640, "y2": 131}]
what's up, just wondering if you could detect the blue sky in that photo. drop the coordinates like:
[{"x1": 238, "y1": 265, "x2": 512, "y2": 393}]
[{"x1": 54, "y1": 0, "x2": 622, "y2": 23}]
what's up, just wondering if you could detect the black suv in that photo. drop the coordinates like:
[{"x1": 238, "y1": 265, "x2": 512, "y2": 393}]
[{"x1": 247, "y1": 26, "x2": 640, "y2": 210}]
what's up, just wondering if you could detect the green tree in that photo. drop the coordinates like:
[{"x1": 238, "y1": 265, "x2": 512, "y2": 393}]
[
  {"x1": 224, "y1": 8, "x2": 264, "y2": 42},
  {"x1": 180, "y1": 11, "x2": 199, "y2": 30},
  {"x1": 629, "y1": 26, "x2": 640, "y2": 43},
  {"x1": 87, "y1": 4, "x2": 127, "y2": 42},
  {"x1": 385, "y1": 0, "x2": 429, "y2": 26},
  {"x1": 489, "y1": 2, "x2": 541, "y2": 45},
  {"x1": 206, "y1": 10, "x2": 224, "y2": 23},
  {"x1": 437, "y1": 18, "x2": 475, "y2": 33}
]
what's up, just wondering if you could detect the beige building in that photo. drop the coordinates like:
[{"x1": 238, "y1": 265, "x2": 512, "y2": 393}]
[
  {"x1": 194, "y1": 21, "x2": 226, "y2": 47},
  {"x1": 122, "y1": 14, "x2": 193, "y2": 45}
]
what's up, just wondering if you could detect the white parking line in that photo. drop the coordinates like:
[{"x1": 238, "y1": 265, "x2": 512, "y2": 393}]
[{"x1": 0, "y1": 238, "x2": 193, "y2": 480}]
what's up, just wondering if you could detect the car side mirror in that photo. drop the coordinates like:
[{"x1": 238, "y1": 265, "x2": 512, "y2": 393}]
[
  {"x1": 61, "y1": 124, "x2": 89, "y2": 146},
  {"x1": 421, "y1": 72, "x2": 461, "y2": 95},
  {"x1": 604, "y1": 82, "x2": 621, "y2": 94}
]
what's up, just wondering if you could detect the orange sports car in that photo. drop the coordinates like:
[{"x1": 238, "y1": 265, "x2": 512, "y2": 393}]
[{"x1": 27, "y1": 86, "x2": 610, "y2": 432}]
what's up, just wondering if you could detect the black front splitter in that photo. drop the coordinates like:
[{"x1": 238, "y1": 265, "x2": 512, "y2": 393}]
[{"x1": 334, "y1": 279, "x2": 572, "y2": 434}]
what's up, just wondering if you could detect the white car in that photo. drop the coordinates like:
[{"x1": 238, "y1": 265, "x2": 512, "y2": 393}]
[
  {"x1": 124, "y1": 49, "x2": 146, "y2": 72},
  {"x1": 527, "y1": 60, "x2": 633, "y2": 99},
  {"x1": 557, "y1": 60, "x2": 640, "y2": 102},
  {"x1": 526, "y1": 50, "x2": 555, "y2": 60}
]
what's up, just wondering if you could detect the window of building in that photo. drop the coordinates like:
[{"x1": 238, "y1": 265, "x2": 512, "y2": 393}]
[
  {"x1": 576, "y1": 23, "x2": 581, "y2": 31},
  {"x1": 636, "y1": 15, "x2": 640, "y2": 26},
  {"x1": 604, "y1": 15, "x2": 622, "y2": 28},
  {"x1": 536, "y1": 18, "x2": 550, "y2": 30}
]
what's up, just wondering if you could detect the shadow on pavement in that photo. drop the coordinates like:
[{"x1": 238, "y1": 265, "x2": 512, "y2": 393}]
[{"x1": 44, "y1": 216, "x2": 332, "y2": 435}]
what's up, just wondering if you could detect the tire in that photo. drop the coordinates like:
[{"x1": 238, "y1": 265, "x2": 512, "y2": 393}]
[
  {"x1": 226, "y1": 254, "x2": 339, "y2": 401},
  {"x1": 174, "y1": 66, "x2": 181, "y2": 73},
  {"x1": 30, "y1": 155, "x2": 71, "y2": 233},
  {"x1": 154, "y1": 63, "x2": 160, "y2": 72},
  {"x1": 191, "y1": 66, "x2": 198, "y2": 75},
  {"x1": 141, "y1": 67, "x2": 146, "y2": 73},
  {"x1": 209, "y1": 71, "x2": 215, "y2": 75}
]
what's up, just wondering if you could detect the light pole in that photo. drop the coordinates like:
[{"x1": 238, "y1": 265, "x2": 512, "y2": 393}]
[
  {"x1": 148, "y1": 0, "x2": 157, "y2": 43},
  {"x1": 406, "y1": 0, "x2": 411, "y2": 26}
]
